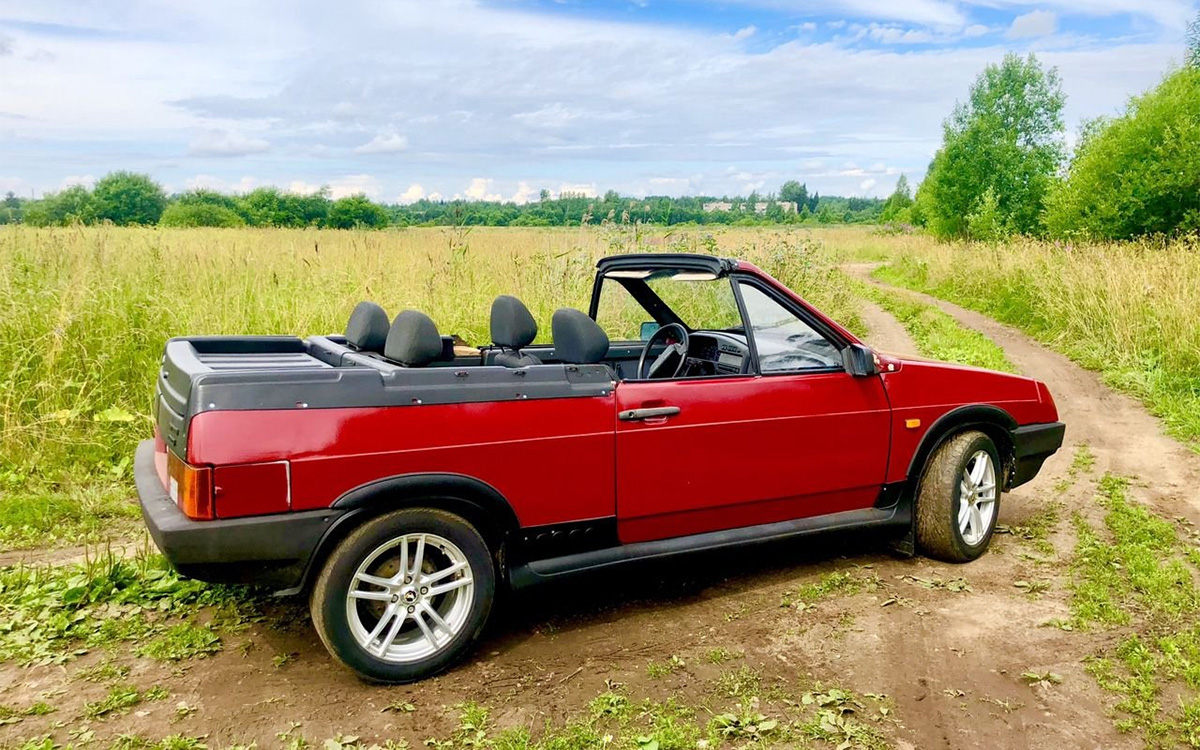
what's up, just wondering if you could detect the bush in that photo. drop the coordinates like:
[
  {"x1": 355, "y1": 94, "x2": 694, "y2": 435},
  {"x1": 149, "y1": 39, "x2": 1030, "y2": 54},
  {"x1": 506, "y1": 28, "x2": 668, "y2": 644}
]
[
  {"x1": 327, "y1": 195, "x2": 389, "y2": 229},
  {"x1": 918, "y1": 54, "x2": 1065, "y2": 239},
  {"x1": 966, "y1": 187, "x2": 1005, "y2": 242},
  {"x1": 159, "y1": 203, "x2": 244, "y2": 228},
  {"x1": 1044, "y1": 67, "x2": 1200, "y2": 240},
  {"x1": 21, "y1": 185, "x2": 96, "y2": 227},
  {"x1": 92, "y1": 172, "x2": 167, "y2": 226}
]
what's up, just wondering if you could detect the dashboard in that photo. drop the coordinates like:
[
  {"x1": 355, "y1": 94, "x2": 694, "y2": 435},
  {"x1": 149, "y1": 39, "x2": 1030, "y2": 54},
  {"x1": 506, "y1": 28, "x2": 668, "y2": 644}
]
[{"x1": 683, "y1": 332, "x2": 751, "y2": 377}]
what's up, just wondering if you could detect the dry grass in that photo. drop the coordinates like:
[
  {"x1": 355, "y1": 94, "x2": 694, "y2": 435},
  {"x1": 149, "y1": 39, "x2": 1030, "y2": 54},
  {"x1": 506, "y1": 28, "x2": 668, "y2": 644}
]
[
  {"x1": 4, "y1": 222, "x2": 1195, "y2": 547},
  {"x1": 0, "y1": 224, "x2": 862, "y2": 546},
  {"x1": 875, "y1": 236, "x2": 1200, "y2": 448}
]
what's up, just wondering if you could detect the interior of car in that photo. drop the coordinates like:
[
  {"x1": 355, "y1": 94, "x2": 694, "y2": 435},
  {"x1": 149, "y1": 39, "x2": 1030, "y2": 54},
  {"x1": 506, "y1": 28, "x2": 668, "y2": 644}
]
[{"x1": 333, "y1": 263, "x2": 845, "y2": 381}]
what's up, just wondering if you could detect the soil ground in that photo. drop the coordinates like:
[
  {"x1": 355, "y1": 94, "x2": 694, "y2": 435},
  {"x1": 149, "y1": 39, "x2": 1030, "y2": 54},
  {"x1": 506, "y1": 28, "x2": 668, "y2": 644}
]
[{"x1": 5, "y1": 275, "x2": 1199, "y2": 750}]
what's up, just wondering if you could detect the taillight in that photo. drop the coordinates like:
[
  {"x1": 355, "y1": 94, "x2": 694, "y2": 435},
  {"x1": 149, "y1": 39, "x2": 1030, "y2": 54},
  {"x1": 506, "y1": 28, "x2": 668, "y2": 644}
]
[{"x1": 167, "y1": 450, "x2": 214, "y2": 520}]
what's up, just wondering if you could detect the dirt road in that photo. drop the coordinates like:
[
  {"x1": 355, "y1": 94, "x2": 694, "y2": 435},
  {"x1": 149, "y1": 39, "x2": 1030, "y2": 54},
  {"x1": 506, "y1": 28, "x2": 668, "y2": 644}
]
[{"x1": 4, "y1": 274, "x2": 1198, "y2": 750}]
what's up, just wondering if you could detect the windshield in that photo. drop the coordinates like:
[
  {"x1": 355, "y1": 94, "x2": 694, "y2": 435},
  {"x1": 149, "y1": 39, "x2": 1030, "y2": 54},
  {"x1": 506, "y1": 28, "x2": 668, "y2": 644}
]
[{"x1": 594, "y1": 270, "x2": 742, "y2": 340}]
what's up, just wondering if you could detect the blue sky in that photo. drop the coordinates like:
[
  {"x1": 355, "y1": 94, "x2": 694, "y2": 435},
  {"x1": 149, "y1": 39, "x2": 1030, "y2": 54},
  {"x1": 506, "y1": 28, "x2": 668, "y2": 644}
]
[{"x1": 0, "y1": 0, "x2": 1193, "y2": 202}]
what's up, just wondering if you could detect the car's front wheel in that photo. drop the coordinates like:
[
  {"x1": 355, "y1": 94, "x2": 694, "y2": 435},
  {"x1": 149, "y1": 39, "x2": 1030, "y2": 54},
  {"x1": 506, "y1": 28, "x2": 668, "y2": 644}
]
[
  {"x1": 310, "y1": 507, "x2": 495, "y2": 683},
  {"x1": 915, "y1": 430, "x2": 1001, "y2": 562}
]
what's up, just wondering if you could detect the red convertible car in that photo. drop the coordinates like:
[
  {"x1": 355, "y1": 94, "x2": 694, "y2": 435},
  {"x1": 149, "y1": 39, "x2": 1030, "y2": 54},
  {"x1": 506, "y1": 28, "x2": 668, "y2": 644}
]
[{"x1": 134, "y1": 253, "x2": 1063, "y2": 682}]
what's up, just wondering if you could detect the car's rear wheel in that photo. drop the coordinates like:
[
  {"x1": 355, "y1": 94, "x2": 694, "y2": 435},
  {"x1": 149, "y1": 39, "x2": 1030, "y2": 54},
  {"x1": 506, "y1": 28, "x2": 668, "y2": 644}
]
[
  {"x1": 915, "y1": 430, "x2": 1001, "y2": 563},
  {"x1": 310, "y1": 508, "x2": 495, "y2": 683}
]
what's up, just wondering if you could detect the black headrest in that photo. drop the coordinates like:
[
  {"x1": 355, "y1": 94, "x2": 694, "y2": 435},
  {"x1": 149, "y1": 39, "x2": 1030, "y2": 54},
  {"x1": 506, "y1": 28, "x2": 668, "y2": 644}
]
[
  {"x1": 490, "y1": 295, "x2": 537, "y2": 350},
  {"x1": 345, "y1": 301, "x2": 390, "y2": 353},
  {"x1": 384, "y1": 310, "x2": 443, "y2": 367},
  {"x1": 552, "y1": 308, "x2": 609, "y2": 365}
]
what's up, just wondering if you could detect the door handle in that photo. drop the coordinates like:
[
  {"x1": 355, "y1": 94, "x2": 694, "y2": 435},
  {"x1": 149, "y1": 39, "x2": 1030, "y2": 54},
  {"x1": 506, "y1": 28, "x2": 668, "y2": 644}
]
[{"x1": 618, "y1": 406, "x2": 681, "y2": 422}]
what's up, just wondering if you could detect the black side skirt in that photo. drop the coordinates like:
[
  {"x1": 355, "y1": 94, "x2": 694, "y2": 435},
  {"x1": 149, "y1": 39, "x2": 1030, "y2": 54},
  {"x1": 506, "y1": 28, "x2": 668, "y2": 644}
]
[{"x1": 508, "y1": 503, "x2": 910, "y2": 589}]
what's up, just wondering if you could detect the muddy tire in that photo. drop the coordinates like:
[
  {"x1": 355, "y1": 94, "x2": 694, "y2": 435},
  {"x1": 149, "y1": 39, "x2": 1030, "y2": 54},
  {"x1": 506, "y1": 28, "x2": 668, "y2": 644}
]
[
  {"x1": 915, "y1": 430, "x2": 1001, "y2": 563},
  {"x1": 310, "y1": 508, "x2": 495, "y2": 683}
]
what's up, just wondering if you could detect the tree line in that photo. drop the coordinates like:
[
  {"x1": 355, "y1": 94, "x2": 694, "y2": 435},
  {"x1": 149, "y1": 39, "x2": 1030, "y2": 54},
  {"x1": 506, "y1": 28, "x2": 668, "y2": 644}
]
[
  {"x1": 0, "y1": 177, "x2": 889, "y2": 230},
  {"x1": 907, "y1": 11, "x2": 1200, "y2": 241}
]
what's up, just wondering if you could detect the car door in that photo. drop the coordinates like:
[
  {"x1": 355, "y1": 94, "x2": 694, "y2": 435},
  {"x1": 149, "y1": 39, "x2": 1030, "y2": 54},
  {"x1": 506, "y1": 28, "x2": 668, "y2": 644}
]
[{"x1": 613, "y1": 278, "x2": 891, "y2": 544}]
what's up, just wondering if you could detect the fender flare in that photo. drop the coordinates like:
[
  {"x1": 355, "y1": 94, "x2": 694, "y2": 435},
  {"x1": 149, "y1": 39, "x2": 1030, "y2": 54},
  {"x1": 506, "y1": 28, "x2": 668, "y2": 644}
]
[
  {"x1": 332, "y1": 472, "x2": 520, "y2": 527},
  {"x1": 906, "y1": 404, "x2": 1018, "y2": 487},
  {"x1": 279, "y1": 473, "x2": 521, "y2": 596}
]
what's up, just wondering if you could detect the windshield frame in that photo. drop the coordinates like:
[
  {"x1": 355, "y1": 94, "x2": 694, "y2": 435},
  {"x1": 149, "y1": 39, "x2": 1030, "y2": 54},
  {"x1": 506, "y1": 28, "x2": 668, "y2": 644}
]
[{"x1": 586, "y1": 264, "x2": 853, "y2": 377}]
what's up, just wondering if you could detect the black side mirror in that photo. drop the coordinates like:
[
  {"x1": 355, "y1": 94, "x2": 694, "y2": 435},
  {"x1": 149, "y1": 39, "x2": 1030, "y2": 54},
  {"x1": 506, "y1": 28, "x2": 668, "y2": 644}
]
[{"x1": 843, "y1": 343, "x2": 879, "y2": 377}]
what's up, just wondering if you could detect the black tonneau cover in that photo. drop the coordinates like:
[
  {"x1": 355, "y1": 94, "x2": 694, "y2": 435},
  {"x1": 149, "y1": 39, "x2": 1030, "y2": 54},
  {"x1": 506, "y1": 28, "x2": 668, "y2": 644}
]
[{"x1": 154, "y1": 336, "x2": 613, "y2": 460}]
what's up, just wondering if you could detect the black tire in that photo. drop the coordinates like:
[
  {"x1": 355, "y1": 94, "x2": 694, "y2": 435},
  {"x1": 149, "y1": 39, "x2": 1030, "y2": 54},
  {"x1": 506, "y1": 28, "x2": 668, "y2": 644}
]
[
  {"x1": 915, "y1": 430, "x2": 1001, "y2": 563},
  {"x1": 310, "y1": 507, "x2": 495, "y2": 683}
]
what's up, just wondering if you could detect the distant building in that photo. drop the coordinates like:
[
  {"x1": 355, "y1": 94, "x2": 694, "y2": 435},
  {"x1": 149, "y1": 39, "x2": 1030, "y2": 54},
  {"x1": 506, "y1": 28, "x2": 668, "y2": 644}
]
[{"x1": 703, "y1": 201, "x2": 797, "y2": 214}]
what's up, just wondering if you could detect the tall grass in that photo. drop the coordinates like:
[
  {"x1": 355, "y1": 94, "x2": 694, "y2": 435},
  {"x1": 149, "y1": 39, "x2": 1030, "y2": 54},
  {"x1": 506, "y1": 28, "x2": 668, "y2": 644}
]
[
  {"x1": 0, "y1": 224, "x2": 860, "y2": 547},
  {"x1": 875, "y1": 237, "x2": 1200, "y2": 449}
]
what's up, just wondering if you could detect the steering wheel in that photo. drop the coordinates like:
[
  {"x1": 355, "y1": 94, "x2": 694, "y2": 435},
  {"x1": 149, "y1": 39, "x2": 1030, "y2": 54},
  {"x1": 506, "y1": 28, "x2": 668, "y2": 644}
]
[{"x1": 637, "y1": 323, "x2": 690, "y2": 379}]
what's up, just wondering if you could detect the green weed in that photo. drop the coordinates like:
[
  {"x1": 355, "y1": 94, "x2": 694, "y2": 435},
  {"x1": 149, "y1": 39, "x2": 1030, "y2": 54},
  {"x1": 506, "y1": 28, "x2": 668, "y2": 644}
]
[
  {"x1": 781, "y1": 569, "x2": 874, "y2": 610},
  {"x1": 996, "y1": 501, "x2": 1062, "y2": 557},
  {"x1": 76, "y1": 660, "x2": 132, "y2": 683},
  {"x1": 859, "y1": 283, "x2": 1014, "y2": 372},
  {"x1": 703, "y1": 647, "x2": 740, "y2": 664},
  {"x1": 646, "y1": 655, "x2": 685, "y2": 679},
  {"x1": 0, "y1": 552, "x2": 251, "y2": 665},
  {"x1": 136, "y1": 623, "x2": 221, "y2": 662},
  {"x1": 1070, "y1": 473, "x2": 1200, "y2": 747},
  {"x1": 84, "y1": 685, "x2": 152, "y2": 720}
]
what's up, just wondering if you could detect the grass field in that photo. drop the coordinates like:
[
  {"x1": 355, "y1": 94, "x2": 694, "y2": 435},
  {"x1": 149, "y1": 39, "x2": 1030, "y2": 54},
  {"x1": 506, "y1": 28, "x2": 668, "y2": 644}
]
[
  {"x1": 874, "y1": 236, "x2": 1200, "y2": 450},
  {"x1": 1, "y1": 224, "x2": 1197, "y2": 549},
  {"x1": 0, "y1": 224, "x2": 865, "y2": 548}
]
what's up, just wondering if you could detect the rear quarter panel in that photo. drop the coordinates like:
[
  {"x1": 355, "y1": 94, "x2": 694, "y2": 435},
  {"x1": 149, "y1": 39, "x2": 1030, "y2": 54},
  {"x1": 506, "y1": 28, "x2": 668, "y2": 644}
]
[
  {"x1": 186, "y1": 396, "x2": 616, "y2": 526},
  {"x1": 880, "y1": 360, "x2": 1051, "y2": 483}
]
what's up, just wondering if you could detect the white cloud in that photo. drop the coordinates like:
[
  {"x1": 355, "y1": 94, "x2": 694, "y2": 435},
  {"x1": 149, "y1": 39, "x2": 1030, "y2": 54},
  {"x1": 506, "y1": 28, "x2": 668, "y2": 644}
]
[
  {"x1": 728, "y1": 0, "x2": 965, "y2": 27},
  {"x1": 60, "y1": 174, "x2": 95, "y2": 189},
  {"x1": 353, "y1": 132, "x2": 409, "y2": 155},
  {"x1": 184, "y1": 174, "x2": 260, "y2": 193},
  {"x1": 558, "y1": 183, "x2": 597, "y2": 198},
  {"x1": 798, "y1": 22, "x2": 818, "y2": 32},
  {"x1": 0, "y1": 176, "x2": 28, "y2": 195},
  {"x1": 328, "y1": 174, "x2": 383, "y2": 199},
  {"x1": 969, "y1": 0, "x2": 1191, "y2": 30},
  {"x1": 509, "y1": 182, "x2": 537, "y2": 204},
  {"x1": 463, "y1": 178, "x2": 503, "y2": 201},
  {"x1": 286, "y1": 180, "x2": 323, "y2": 195},
  {"x1": 398, "y1": 184, "x2": 426, "y2": 203},
  {"x1": 0, "y1": 0, "x2": 1185, "y2": 199},
  {"x1": 187, "y1": 129, "x2": 269, "y2": 158},
  {"x1": 513, "y1": 103, "x2": 582, "y2": 129},
  {"x1": 1007, "y1": 10, "x2": 1058, "y2": 39},
  {"x1": 859, "y1": 178, "x2": 877, "y2": 192},
  {"x1": 732, "y1": 25, "x2": 757, "y2": 41},
  {"x1": 866, "y1": 24, "x2": 936, "y2": 44}
]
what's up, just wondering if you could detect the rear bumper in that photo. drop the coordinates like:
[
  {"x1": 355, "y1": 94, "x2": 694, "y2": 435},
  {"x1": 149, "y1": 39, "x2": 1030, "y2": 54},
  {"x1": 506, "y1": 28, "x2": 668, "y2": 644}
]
[
  {"x1": 134, "y1": 439, "x2": 344, "y2": 594},
  {"x1": 1008, "y1": 422, "x2": 1066, "y2": 489}
]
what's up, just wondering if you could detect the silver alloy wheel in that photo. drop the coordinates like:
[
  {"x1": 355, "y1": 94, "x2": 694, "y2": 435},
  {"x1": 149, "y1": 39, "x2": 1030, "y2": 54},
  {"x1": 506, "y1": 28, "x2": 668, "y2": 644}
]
[
  {"x1": 346, "y1": 533, "x2": 475, "y2": 664},
  {"x1": 958, "y1": 450, "x2": 998, "y2": 546}
]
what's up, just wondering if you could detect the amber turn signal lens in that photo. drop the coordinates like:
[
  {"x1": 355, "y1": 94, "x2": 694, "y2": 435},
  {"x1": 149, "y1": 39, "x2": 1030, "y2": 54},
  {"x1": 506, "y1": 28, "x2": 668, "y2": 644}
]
[{"x1": 166, "y1": 450, "x2": 214, "y2": 520}]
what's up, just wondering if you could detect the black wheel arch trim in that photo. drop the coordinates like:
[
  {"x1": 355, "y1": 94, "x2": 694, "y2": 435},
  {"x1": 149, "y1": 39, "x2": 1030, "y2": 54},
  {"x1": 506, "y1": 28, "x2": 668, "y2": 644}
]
[
  {"x1": 279, "y1": 473, "x2": 524, "y2": 596},
  {"x1": 906, "y1": 404, "x2": 1018, "y2": 488},
  {"x1": 330, "y1": 472, "x2": 521, "y2": 530}
]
